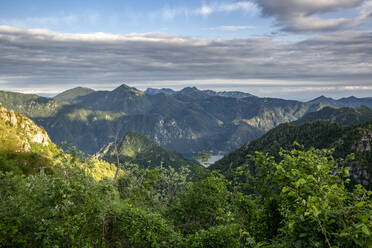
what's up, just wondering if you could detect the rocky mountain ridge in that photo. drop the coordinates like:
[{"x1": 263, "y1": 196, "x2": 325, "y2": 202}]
[{"x1": 144, "y1": 87, "x2": 255, "y2": 98}]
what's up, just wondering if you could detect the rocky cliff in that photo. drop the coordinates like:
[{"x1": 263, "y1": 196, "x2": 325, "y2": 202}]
[{"x1": 0, "y1": 106, "x2": 50, "y2": 152}]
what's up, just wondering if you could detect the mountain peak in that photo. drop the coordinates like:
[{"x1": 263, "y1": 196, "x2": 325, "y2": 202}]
[
  {"x1": 343, "y1": 96, "x2": 357, "y2": 100},
  {"x1": 54, "y1": 87, "x2": 94, "y2": 103},
  {"x1": 316, "y1": 95, "x2": 333, "y2": 101},
  {"x1": 112, "y1": 84, "x2": 143, "y2": 95},
  {"x1": 203, "y1": 90, "x2": 254, "y2": 98},
  {"x1": 113, "y1": 83, "x2": 132, "y2": 91},
  {"x1": 180, "y1": 86, "x2": 199, "y2": 93},
  {"x1": 145, "y1": 88, "x2": 177, "y2": 96}
]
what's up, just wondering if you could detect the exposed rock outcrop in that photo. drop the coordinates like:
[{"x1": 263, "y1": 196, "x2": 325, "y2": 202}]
[{"x1": 0, "y1": 106, "x2": 50, "y2": 152}]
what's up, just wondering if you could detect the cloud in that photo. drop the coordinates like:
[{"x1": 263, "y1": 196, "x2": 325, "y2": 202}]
[
  {"x1": 209, "y1": 25, "x2": 256, "y2": 31},
  {"x1": 0, "y1": 25, "x2": 371, "y2": 99},
  {"x1": 256, "y1": 0, "x2": 368, "y2": 32},
  {"x1": 151, "y1": 1, "x2": 258, "y2": 21},
  {"x1": 195, "y1": 1, "x2": 259, "y2": 16}
]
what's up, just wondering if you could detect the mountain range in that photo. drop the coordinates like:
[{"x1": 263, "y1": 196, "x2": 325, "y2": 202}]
[
  {"x1": 308, "y1": 95, "x2": 372, "y2": 108},
  {"x1": 145, "y1": 87, "x2": 255, "y2": 98},
  {"x1": 1, "y1": 85, "x2": 372, "y2": 158}
]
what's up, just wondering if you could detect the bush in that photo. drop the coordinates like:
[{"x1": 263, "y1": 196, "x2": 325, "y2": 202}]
[
  {"x1": 240, "y1": 147, "x2": 372, "y2": 247},
  {"x1": 184, "y1": 224, "x2": 242, "y2": 248}
]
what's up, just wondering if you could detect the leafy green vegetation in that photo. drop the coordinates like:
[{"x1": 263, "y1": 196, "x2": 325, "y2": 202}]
[
  {"x1": 232, "y1": 148, "x2": 372, "y2": 247},
  {"x1": 1, "y1": 145, "x2": 371, "y2": 247}
]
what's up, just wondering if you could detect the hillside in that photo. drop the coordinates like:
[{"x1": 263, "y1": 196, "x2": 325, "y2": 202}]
[
  {"x1": 0, "y1": 106, "x2": 120, "y2": 180},
  {"x1": 294, "y1": 105, "x2": 372, "y2": 126},
  {"x1": 54, "y1": 87, "x2": 95, "y2": 103},
  {"x1": 97, "y1": 131, "x2": 196, "y2": 169},
  {"x1": 308, "y1": 95, "x2": 372, "y2": 108},
  {"x1": 0, "y1": 91, "x2": 59, "y2": 118},
  {"x1": 210, "y1": 120, "x2": 372, "y2": 187},
  {"x1": 0, "y1": 105, "x2": 57, "y2": 174}
]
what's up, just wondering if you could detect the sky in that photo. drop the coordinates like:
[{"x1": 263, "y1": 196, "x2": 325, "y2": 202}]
[{"x1": 0, "y1": 0, "x2": 371, "y2": 100}]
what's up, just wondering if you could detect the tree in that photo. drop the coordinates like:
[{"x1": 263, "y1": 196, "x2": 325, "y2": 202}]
[
  {"x1": 168, "y1": 170, "x2": 231, "y2": 234},
  {"x1": 235, "y1": 147, "x2": 372, "y2": 247}
]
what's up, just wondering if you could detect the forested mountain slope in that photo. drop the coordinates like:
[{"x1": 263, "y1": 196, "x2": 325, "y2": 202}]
[
  {"x1": 210, "y1": 120, "x2": 372, "y2": 187},
  {"x1": 309, "y1": 95, "x2": 372, "y2": 108},
  {"x1": 293, "y1": 105, "x2": 372, "y2": 126},
  {"x1": 0, "y1": 91, "x2": 60, "y2": 118},
  {"x1": 53, "y1": 86, "x2": 94, "y2": 103},
  {"x1": 97, "y1": 131, "x2": 197, "y2": 169}
]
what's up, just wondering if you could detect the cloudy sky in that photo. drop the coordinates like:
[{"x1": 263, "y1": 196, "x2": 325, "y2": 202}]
[{"x1": 0, "y1": 0, "x2": 371, "y2": 100}]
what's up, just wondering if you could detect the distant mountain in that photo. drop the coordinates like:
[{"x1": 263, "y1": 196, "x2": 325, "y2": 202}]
[
  {"x1": 145, "y1": 87, "x2": 255, "y2": 99},
  {"x1": 210, "y1": 120, "x2": 372, "y2": 188},
  {"x1": 71, "y1": 84, "x2": 151, "y2": 114},
  {"x1": 294, "y1": 106, "x2": 372, "y2": 126},
  {"x1": 54, "y1": 87, "x2": 95, "y2": 103},
  {"x1": 35, "y1": 104, "x2": 126, "y2": 154},
  {"x1": 0, "y1": 91, "x2": 59, "y2": 118},
  {"x1": 97, "y1": 131, "x2": 196, "y2": 169},
  {"x1": 202, "y1": 90, "x2": 254, "y2": 98},
  {"x1": 0, "y1": 84, "x2": 320, "y2": 155},
  {"x1": 309, "y1": 95, "x2": 372, "y2": 108},
  {"x1": 145, "y1": 88, "x2": 177, "y2": 95}
]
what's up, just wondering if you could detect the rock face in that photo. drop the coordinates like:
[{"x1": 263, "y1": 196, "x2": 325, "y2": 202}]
[{"x1": 0, "y1": 106, "x2": 50, "y2": 152}]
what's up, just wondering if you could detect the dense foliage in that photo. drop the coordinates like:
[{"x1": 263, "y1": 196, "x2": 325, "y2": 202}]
[{"x1": 1, "y1": 146, "x2": 371, "y2": 247}]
